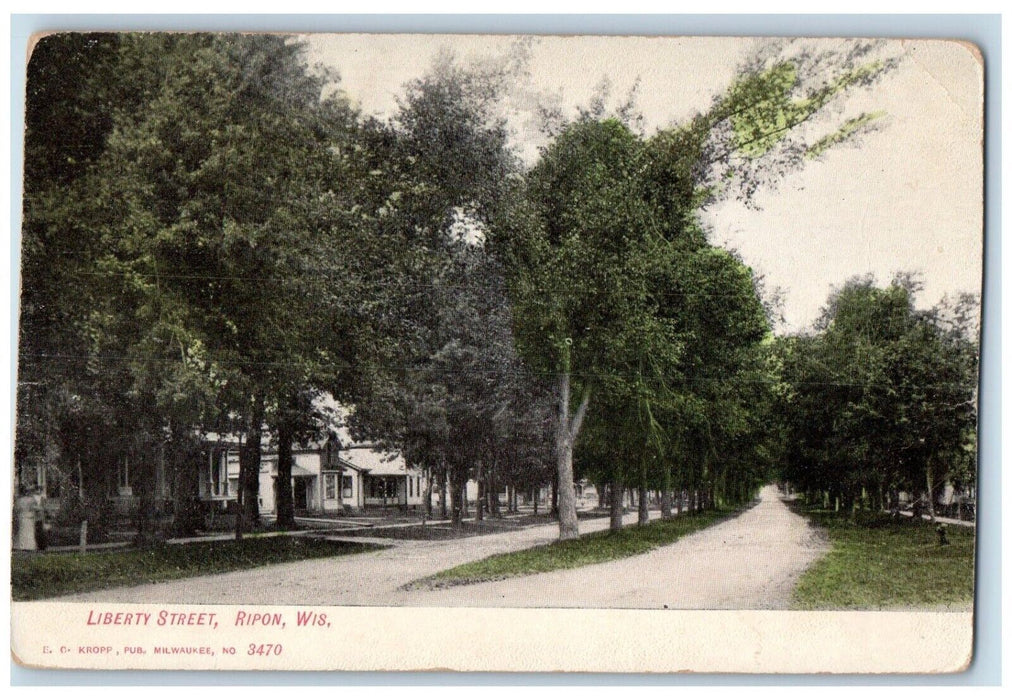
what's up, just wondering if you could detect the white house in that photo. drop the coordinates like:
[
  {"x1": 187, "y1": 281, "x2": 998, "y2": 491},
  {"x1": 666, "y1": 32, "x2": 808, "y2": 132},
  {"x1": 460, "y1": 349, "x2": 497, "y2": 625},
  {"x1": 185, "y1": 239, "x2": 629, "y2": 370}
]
[{"x1": 196, "y1": 424, "x2": 425, "y2": 516}]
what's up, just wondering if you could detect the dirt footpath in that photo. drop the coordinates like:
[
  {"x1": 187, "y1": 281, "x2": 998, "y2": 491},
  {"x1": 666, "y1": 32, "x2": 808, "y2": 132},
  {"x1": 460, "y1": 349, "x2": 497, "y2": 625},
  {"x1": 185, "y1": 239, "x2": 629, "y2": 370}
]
[{"x1": 399, "y1": 485, "x2": 829, "y2": 609}]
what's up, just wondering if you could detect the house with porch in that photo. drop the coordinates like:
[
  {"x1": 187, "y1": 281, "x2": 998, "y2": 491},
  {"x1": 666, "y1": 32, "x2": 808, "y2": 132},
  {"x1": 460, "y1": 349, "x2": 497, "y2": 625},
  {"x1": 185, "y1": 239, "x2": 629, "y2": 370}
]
[
  {"x1": 341, "y1": 444, "x2": 425, "y2": 510},
  {"x1": 196, "y1": 424, "x2": 426, "y2": 516}
]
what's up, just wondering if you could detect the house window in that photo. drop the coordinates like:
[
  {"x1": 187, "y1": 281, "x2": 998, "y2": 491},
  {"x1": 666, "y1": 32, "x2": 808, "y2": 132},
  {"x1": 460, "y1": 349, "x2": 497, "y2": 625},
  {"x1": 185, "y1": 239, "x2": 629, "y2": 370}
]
[
  {"x1": 341, "y1": 476, "x2": 353, "y2": 499},
  {"x1": 409, "y1": 477, "x2": 413, "y2": 497},
  {"x1": 324, "y1": 474, "x2": 337, "y2": 500},
  {"x1": 369, "y1": 478, "x2": 397, "y2": 499}
]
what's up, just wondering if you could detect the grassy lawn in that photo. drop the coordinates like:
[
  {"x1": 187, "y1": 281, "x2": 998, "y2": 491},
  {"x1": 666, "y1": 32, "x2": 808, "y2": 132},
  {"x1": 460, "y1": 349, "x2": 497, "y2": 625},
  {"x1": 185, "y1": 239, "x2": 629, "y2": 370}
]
[
  {"x1": 792, "y1": 507, "x2": 975, "y2": 609},
  {"x1": 339, "y1": 511, "x2": 608, "y2": 540},
  {"x1": 342, "y1": 520, "x2": 529, "y2": 540},
  {"x1": 12, "y1": 536, "x2": 384, "y2": 601},
  {"x1": 406, "y1": 508, "x2": 735, "y2": 590}
]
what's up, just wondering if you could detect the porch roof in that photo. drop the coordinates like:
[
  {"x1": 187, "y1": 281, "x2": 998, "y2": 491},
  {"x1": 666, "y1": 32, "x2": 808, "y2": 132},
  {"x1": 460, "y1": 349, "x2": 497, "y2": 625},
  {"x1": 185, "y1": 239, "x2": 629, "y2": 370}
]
[{"x1": 291, "y1": 464, "x2": 315, "y2": 478}]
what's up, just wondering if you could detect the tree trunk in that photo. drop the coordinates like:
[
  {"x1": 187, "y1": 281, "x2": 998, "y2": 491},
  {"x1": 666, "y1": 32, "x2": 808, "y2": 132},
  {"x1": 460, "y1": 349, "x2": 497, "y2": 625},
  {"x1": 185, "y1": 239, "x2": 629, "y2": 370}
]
[
  {"x1": 449, "y1": 472, "x2": 463, "y2": 527},
  {"x1": 476, "y1": 465, "x2": 485, "y2": 523},
  {"x1": 423, "y1": 467, "x2": 434, "y2": 520},
  {"x1": 490, "y1": 472, "x2": 502, "y2": 517},
  {"x1": 533, "y1": 487, "x2": 539, "y2": 515},
  {"x1": 275, "y1": 420, "x2": 296, "y2": 531},
  {"x1": 439, "y1": 470, "x2": 447, "y2": 519},
  {"x1": 554, "y1": 370, "x2": 589, "y2": 540},
  {"x1": 610, "y1": 478, "x2": 624, "y2": 531},
  {"x1": 170, "y1": 437, "x2": 202, "y2": 536},
  {"x1": 236, "y1": 396, "x2": 265, "y2": 539},
  {"x1": 550, "y1": 469, "x2": 559, "y2": 517},
  {"x1": 925, "y1": 464, "x2": 937, "y2": 523},
  {"x1": 637, "y1": 483, "x2": 649, "y2": 526},
  {"x1": 661, "y1": 463, "x2": 673, "y2": 518}
]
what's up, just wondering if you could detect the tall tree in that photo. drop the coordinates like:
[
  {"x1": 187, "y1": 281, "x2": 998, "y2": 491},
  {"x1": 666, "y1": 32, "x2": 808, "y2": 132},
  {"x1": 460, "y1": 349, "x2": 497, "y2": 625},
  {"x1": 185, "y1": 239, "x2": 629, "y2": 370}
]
[
  {"x1": 491, "y1": 39, "x2": 897, "y2": 539},
  {"x1": 341, "y1": 50, "x2": 525, "y2": 526},
  {"x1": 23, "y1": 34, "x2": 367, "y2": 536},
  {"x1": 18, "y1": 33, "x2": 186, "y2": 531},
  {"x1": 777, "y1": 276, "x2": 978, "y2": 517}
]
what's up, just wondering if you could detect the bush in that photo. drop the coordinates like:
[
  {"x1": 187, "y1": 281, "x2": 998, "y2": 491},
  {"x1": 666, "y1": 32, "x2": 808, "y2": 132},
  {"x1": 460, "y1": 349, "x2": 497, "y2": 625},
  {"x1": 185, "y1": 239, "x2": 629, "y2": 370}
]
[{"x1": 52, "y1": 494, "x2": 117, "y2": 543}]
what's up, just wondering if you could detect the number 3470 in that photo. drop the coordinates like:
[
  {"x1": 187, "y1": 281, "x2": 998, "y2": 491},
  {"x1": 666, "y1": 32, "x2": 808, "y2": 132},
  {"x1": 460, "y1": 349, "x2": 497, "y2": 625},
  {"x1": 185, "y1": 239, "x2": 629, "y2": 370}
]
[{"x1": 248, "y1": 643, "x2": 283, "y2": 656}]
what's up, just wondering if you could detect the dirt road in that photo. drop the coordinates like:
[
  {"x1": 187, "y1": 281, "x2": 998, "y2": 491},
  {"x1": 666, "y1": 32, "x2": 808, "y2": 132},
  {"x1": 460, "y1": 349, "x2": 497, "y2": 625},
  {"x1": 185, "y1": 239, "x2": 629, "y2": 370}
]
[
  {"x1": 57, "y1": 486, "x2": 826, "y2": 608},
  {"x1": 400, "y1": 485, "x2": 829, "y2": 609}
]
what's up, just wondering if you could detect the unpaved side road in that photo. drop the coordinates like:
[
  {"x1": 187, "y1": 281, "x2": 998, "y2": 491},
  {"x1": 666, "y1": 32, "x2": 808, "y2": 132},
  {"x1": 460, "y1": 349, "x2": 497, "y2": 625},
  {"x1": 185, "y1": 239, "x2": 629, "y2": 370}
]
[
  {"x1": 398, "y1": 485, "x2": 829, "y2": 609},
  {"x1": 55, "y1": 510, "x2": 660, "y2": 605}
]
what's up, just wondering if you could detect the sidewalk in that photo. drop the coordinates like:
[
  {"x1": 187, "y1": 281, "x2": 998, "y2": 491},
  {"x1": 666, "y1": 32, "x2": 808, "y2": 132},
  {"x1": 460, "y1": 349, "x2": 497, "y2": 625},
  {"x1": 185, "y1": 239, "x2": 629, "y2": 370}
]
[
  {"x1": 41, "y1": 528, "x2": 317, "y2": 554},
  {"x1": 38, "y1": 508, "x2": 610, "y2": 553},
  {"x1": 43, "y1": 540, "x2": 132, "y2": 554},
  {"x1": 896, "y1": 510, "x2": 975, "y2": 528}
]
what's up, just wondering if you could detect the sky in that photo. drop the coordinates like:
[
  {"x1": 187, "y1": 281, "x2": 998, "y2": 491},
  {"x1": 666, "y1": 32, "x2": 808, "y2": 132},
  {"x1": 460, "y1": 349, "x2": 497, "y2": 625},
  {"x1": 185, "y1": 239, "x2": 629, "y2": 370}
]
[{"x1": 305, "y1": 35, "x2": 983, "y2": 333}]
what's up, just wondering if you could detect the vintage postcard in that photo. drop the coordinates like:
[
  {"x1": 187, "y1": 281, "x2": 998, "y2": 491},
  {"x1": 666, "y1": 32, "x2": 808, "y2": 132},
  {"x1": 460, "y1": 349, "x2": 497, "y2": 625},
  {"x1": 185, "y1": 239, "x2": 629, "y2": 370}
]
[{"x1": 10, "y1": 32, "x2": 982, "y2": 673}]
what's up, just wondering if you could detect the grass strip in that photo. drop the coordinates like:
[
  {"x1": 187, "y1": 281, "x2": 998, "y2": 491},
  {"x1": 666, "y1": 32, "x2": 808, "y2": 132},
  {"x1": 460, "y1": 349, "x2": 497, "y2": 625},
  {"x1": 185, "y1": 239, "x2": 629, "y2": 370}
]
[
  {"x1": 12, "y1": 536, "x2": 384, "y2": 601},
  {"x1": 406, "y1": 508, "x2": 736, "y2": 590},
  {"x1": 791, "y1": 506, "x2": 975, "y2": 609}
]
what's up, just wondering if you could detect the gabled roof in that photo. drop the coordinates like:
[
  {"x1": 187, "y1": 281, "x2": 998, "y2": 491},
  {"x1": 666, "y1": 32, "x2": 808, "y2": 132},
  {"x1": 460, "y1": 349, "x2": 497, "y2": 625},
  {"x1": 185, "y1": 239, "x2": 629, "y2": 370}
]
[
  {"x1": 202, "y1": 396, "x2": 414, "y2": 472},
  {"x1": 331, "y1": 458, "x2": 367, "y2": 474},
  {"x1": 340, "y1": 446, "x2": 409, "y2": 475}
]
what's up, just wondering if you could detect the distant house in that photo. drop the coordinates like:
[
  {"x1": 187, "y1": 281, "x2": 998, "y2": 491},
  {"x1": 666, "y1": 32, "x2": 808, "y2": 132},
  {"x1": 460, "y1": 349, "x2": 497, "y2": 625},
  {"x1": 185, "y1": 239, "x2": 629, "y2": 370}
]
[
  {"x1": 341, "y1": 444, "x2": 425, "y2": 510},
  {"x1": 897, "y1": 481, "x2": 976, "y2": 520},
  {"x1": 15, "y1": 399, "x2": 425, "y2": 520},
  {"x1": 196, "y1": 424, "x2": 425, "y2": 516}
]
